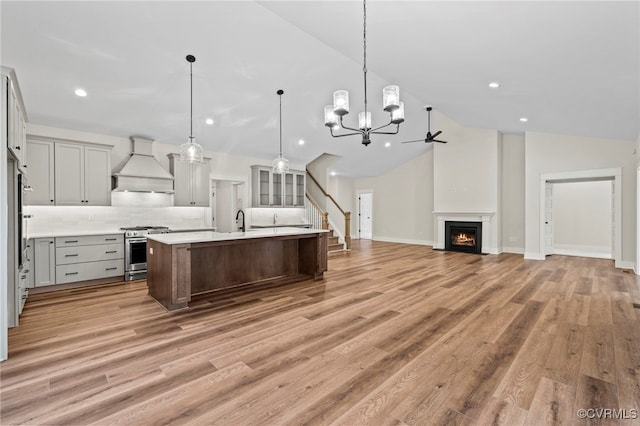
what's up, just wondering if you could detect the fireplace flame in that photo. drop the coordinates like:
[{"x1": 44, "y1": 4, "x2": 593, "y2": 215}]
[{"x1": 453, "y1": 232, "x2": 476, "y2": 247}]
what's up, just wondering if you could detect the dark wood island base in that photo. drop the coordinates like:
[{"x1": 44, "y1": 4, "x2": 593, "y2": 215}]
[{"x1": 147, "y1": 230, "x2": 328, "y2": 311}]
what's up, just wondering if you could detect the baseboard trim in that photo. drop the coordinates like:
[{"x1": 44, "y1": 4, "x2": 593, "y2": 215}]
[
  {"x1": 552, "y1": 248, "x2": 612, "y2": 260},
  {"x1": 502, "y1": 246, "x2": 525, "y2": 255},
  {"x1": 524, "y1": 251, "x2": 545, "y2": 260},
  {"x1": 616, "y1": 260, "x2": 635, "y2": 271},
  {"x1": 373, "y1": 236, "x2": 433, "y2": 247}
]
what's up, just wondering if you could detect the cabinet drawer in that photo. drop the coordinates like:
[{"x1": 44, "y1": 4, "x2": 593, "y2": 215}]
[
  {"x1": 56, "y1": 243, "x2": 124, "y2": 265},
  {"x1": 56, "y1": 259, "x2": 124, "y2": 284},
  {"x1": 56, "y1": 234, "x2": 124, "y2": 247}
]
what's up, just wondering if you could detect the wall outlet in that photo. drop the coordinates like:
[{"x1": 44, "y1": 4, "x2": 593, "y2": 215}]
[{"x1": 88, "y1": 214, "x2": 95, "y2": 221}]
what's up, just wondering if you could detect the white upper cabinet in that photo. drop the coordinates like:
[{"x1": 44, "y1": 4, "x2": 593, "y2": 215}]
[
  {"x1": 2, "y1": 68, "x2": 28, "y2": 172},
  {"x1": 25, "y1": 138, "x2": 55, "y2": 205},
  {"x1": 54, "y1": 142, "x2": 111, "y2": 206},
  {"x1": 251, "y1": 166, "x2": 305, "y2": 208},
  {"x1": 168, "y1": 154, "x2": 211, "y2": 207}
]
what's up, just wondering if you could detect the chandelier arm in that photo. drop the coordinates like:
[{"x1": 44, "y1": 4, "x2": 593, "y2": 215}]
[
  {"x1": 369, "y1": 119, "x2": 394, "y2": 133},
  {"x1": 330, "y1": 130, "x2": 367, "y2": 138},
  {"x1": 338, "y1": 116, "x2": 365, "y2": 133},
  {"x1": 371, "y1": 124, "x2": 401, "y2": 135}
]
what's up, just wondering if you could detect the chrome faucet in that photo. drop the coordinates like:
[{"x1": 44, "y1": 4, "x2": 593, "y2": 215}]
[
  {"x1": 235, "y1": 209, "x2": 245, "y2": 232},
  {"x1": 273, "y1": 212, "x2": 278, "y2": 225}
]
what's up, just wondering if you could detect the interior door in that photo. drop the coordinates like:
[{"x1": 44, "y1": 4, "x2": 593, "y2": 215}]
[
  {"x1": 544, "y1": 182, "x2": 553, "y2": 255},
  {"x1": 359, "y1": 192, "x2": 372, "y2": 240}
]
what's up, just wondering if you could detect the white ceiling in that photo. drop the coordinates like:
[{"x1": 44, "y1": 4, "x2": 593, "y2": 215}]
[{"x1": 2, "y1": 1, "x2": 639, "y2": 178}]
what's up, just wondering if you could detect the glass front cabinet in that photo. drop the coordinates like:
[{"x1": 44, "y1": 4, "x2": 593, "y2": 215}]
[{"x1": 251, "y1": 165, "x2": 305, "y2": 208}]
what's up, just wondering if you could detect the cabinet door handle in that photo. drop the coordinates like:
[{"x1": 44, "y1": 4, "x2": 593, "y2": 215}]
[
  {"x1": 105, "y1": 267, "x2": 118, "y2": 271},
  {"x1": 65, "y1": 253, "x2": 79, "y2": 257},
  {"x1": 65, "y1": 272, "x2": 79, "y2": 276},
  {"x1": 105, "y1": 250, "x2": 117, "y2": 254},
  {"x1": 15, "y1": 146, "x2": 20, "y2": 150},
  {"x1": 65, "y1": 240, "x2": 78, "y2": 243},
  {"x1": 105, "y1": 238, "x2": 118, "y2": 241}
]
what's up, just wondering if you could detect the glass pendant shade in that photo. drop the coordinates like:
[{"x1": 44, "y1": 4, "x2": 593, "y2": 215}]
[
  {"x1": 272, "y1": 156, "x2": 290, "y2": 174},
  {"x1": 333, "y1": 90, "x2": 350, "y2": 116},
  {"x1": 391, "y1": 102, "x2": 405, "y2": 124},
  {"x1": 324, "y1": 105, "x2": 339, "y2": 128},
  {"x1": 382, "y1": 85, "x2": 400, "y2": 111},
  {"x1": 180, "y1": 136, "x2": 204, "y2": 162},
  {"x1": 358, "y1": 111, "x2": 372, "y2": 130}
]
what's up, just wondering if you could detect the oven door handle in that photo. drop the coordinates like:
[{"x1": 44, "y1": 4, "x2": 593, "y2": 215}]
[{"x1": 126, "y1": 238, "x2": 147, "y2": 243}]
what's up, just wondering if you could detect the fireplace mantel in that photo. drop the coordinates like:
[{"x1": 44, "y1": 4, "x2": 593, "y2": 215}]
[{"x1": 433, "y1": 211, "x2": 498, "y2": 254}]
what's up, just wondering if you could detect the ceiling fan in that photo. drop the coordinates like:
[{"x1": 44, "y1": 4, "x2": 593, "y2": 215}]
[{"x1": 401, "y1": 106, "x2": 447, "y2": 144}]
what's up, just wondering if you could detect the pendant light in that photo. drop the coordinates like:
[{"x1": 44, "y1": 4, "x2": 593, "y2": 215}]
[
  {"x1": 179, "y1": 54, "x2": 204, "y2": 162},
  {"x1": 272, "y1": 89, "x2": 289, "y2": 174}
]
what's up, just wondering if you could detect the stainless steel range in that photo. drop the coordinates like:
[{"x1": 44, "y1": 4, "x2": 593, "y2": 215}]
[{"x1": 121, "y1": 226, "x2": 170, "y2": 281}]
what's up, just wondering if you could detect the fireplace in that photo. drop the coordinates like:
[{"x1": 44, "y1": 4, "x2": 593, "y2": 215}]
[{"x1": 445, "y1": 221, "x2": 482, "y2": 254}]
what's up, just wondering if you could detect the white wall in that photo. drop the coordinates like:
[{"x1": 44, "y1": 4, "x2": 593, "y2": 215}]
[
  {"x1": 354, "y1": 148, "x2": 434, "y2": 245},
  {"x1": 307, "y1": 153, "x2": 340, "y2": 210},
  {"x1": 433, "y1": 125, "x2": 499, "y2": 213},
  {"x1": 524, "y1": 131, "x2": 636, "y2": 265},
  {"x1": 501, "y1": 134, "x2": 526, "y2": 253},
  {"x1": 327, "y1": 175, "x2": 355, "y2": 236},
  {"x1": 552, "y1": 180, "x2": 612, "y2": 258}
]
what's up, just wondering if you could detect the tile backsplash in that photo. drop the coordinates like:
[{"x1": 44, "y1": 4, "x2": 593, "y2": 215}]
[{"x1": 26, "y1": 193, "x2": 210, "y2": 236}]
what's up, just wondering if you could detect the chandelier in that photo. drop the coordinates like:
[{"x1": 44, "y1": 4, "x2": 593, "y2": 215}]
[
  {"x1": 179, "y1": 54, "x2": 204, "y2": 162},
  {"x1": 323, "y1": 0, "x2": 404, "y2": 146},
  {"x1": 272, "y1": 89, "x2": 290, "y2": 174}
]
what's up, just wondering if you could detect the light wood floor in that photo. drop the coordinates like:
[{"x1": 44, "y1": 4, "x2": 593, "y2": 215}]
[{"x1": 1, "y1": 240, "x2": 639, "y2": 425}]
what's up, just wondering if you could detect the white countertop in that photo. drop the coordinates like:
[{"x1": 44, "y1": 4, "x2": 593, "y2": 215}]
[
  {"x1": 27, "y1": 226, "x2": 218, "y2": 239},
  {"x1": 27, "y1": 229, "x2": 124, "y2": 239},
  {"x1": 147, "y1": 227, "x2": 329, "y2": 245}
]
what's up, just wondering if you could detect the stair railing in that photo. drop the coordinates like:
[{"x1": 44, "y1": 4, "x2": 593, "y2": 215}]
[
  {"x1": 304, "y1": 194, "x2": 328, "y2": 230},
  {"x1": 305, "y1": 169, "x2": 351, "y2": 250}
]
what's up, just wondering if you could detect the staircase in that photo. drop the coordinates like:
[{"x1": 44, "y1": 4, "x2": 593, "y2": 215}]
[{"x1": 327, "y1": 229, "x2": 344, "y2": 253}]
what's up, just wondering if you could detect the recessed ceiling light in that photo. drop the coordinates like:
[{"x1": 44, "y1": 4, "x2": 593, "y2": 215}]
[
  {"x1": 205, "y1": 118, "x2": 214, "y2": 125},
  {"x1": 385, "y1": 142, "x2": 391, "y2": 148},
  {"x1": 298, "y1": 139, "x2": 305, "y2": 145},
  {"x1": 330, "y1": 171, "x2": 336, "y2": 176},
  {"x1": 520, "y1": 117, "x2": 528, "y2": 122},
  {"x1": 74, "y1": 88, "x2": 87, "y2": 97},
  {"x1": 488, "y1": 82, "x2": 500, "y2": 89}
]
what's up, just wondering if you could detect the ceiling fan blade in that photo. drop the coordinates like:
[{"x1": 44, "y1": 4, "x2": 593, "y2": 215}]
[
  {"x1": 431, "y1": 130, "x2": 442, "y2": 139},
  {"x1": 401, "y1": 139, "x2": 426, "y2": 144},
  {"x1": 433, "y1": 139, "x2": 447, "y2": 144}
]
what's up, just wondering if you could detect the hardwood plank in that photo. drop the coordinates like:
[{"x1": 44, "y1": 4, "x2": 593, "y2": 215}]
[
  {"x1": 574, "y1": 375, "x2": 619, "y2": 426},
  {"x1": 580, "y1": 325, "x2": 617, "y2": 384},
  {"x1": 525, "y1": 376, "x2": 576, "y2": 426},
  {"x1": 544, "y1": 322, "x2": 586, "y2": 386}
]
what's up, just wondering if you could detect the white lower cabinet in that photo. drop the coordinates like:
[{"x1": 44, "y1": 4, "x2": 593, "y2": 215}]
[
  {"x1": 34, "y1": 238, "x2": 56, "y2": 287},
  {"x1": 56, "y1": 259, "x2": 124, "y2": 284},
  {"x1": 34, "y1": 234, "x2": 124, "y2": 287}
]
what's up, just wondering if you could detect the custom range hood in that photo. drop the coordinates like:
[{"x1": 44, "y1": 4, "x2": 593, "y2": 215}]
[{"x1": 112, "y1": 136, "x2": 174, "y2": 193}]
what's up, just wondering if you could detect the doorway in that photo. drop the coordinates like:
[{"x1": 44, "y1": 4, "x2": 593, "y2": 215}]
[
  {"x1": 551, "y1": 179, "x2": 613, "y2": 259},
  {"x1": 212, "y1": 179, "x2": 246, "y2": 232},
  {"x1": 358, "y1": 192, "x2": 373, "y2": 240},
  {"x1": 539, "y1": 168, "x2": 621, "y2": 266}
]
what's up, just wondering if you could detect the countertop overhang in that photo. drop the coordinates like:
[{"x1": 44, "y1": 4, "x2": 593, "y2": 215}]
[{"x1": 147, "y1": 227, "x2": 329, "y2": 245}]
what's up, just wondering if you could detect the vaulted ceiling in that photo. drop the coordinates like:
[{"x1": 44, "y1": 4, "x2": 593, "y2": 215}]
[{"x1": 2, "y1": 1, "x2": 638, "y2": 177}]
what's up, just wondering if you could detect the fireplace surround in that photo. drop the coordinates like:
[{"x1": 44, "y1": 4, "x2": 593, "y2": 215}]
[{"x1": 433, "y1": 211, "x2": 496, "y2": 254}]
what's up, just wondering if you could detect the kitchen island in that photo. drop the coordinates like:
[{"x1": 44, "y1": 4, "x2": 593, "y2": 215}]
[{"x1": 146, "y1": 227, "x2": 328, "y2": 311}]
